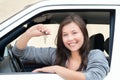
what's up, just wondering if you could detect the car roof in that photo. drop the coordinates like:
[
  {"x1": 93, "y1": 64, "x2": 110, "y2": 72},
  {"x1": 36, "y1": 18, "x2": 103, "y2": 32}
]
[
  {"x1": 0, "y1": 0, "x2": 119, "y2": 38},
  {"x1": 38, "y1": 0, "x2": 120, "y2": 5},
  {"x1": 1, "y1": 0, "x2": 120, "y2": 27}
]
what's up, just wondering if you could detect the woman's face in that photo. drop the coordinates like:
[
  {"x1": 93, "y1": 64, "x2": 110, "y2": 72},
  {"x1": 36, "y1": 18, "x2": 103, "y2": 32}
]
[{"x1": 62, "y1": 22, "x2": 84, "y2": 53}]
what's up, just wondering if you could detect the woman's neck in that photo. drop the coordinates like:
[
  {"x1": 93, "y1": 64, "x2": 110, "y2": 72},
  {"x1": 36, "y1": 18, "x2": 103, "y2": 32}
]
[
  {"x1": 71, "y1": 51, "x2": 80, "y2": 59},
  {"x1": 66, "y1": 51, "x2": 81, "y2": 71}
]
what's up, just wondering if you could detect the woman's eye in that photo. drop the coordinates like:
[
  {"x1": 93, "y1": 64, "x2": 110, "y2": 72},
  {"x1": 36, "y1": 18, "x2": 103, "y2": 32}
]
[
  {"x1": 63, "y1": 34, "x2": 68, "y2": 36},
  {"x1": 73, "y1": 32, "x2": 77, "y2": 34}
]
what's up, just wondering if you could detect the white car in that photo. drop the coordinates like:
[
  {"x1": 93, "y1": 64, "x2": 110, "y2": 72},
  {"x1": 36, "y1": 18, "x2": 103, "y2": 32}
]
[{"x1": 0, "y1": 0, "x2": 120, "y2": 80}]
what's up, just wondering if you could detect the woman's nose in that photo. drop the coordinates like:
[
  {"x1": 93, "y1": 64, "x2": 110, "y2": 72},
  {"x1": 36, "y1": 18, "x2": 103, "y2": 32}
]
[{"x1": 67, "y1": 35, "x2": 74, "y2": 41}]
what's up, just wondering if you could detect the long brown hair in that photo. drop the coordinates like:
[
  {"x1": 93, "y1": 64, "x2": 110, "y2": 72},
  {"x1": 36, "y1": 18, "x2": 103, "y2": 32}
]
[{"x1": 55, "y1": 14, "x2": 90, "y2": 70}]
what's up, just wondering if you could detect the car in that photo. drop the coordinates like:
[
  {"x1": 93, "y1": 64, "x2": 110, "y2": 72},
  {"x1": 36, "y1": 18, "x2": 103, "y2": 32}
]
[{"x1": 0, "y1": 0, "x2": 120, "y2": 80}]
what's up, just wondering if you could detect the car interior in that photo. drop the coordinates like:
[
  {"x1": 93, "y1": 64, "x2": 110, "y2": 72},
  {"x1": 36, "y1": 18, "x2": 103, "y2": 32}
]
[{"x1": 0, "y1": 9, "x2": 115, "y2": 73}]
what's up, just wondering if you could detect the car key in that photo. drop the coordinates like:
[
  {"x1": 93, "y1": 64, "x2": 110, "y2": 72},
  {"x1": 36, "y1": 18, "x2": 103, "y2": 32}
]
[
  {"x1": 44, "y1": 35, "x2": 47, "y2": 44},
  {"x1": 43, "y1": 31, "x2": 48, "y2": 44}
]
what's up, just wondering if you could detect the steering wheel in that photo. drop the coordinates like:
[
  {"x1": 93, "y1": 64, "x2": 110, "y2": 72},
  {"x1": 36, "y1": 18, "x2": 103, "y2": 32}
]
[{"x1": 7, "y1": 44, "x2": 25, "y2": 72}]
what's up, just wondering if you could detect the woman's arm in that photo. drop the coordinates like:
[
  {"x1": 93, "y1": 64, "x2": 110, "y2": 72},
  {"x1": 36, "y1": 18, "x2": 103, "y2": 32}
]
[
  {"x1": 15, "y1": 24, "x2": 50, "y2": 50},
  {"x1": 16, "y1": 32, "x2": 31, "y2": 50},
  {"x1": 32, "y1": 65, "x2": 86, "y2": 80},
  {"x1": 32, "y1": 50, "x2": 110, "y2": 80}
]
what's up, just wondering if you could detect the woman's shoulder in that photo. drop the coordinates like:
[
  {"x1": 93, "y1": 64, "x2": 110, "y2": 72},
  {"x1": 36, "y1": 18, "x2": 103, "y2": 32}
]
[{"x1": 88, "y1": 49, "x2": 106, "y2": 60}]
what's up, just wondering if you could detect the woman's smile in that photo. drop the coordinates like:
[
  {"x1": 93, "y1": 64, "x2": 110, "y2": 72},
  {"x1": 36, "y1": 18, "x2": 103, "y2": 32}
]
[{"x1": 68, "y1": 41, "x2": 77, "y2": 47}]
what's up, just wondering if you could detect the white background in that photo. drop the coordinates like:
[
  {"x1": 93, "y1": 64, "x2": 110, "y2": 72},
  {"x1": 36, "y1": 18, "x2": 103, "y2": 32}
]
[{"x1": 0, "y1": 0, "x2": 41, "y2": 23}]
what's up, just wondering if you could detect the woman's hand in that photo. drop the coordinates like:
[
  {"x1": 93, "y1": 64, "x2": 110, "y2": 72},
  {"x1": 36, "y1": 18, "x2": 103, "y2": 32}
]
[
  {"x1": 25, "y1": 24, "x2": 50, "y2": 38},
  {"x1": 32, "y1": 66, "x2": 57, "y2": 73},
  {"x1": 15, "y1": 24, "x2": 50, "y2": 50}
]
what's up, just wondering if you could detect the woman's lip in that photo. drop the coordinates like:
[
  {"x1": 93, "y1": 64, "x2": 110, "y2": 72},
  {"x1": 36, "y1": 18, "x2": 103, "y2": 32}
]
[{"x1": 69, "y1": 43, "x2": 76, "y2": 47}]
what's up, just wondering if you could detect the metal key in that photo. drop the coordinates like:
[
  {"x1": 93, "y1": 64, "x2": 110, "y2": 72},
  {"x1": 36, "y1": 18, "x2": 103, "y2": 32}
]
[
  {"x1": 44, "y1": 35, "x2": 47, "y2": 44},
  {"x1": 43, "y1": 31, "x2": 48, "y2": 44}
]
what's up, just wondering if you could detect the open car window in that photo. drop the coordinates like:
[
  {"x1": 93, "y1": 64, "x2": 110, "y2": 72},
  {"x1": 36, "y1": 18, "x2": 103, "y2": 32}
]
[{"x1": 0, "y1": 9, "x2": 115, "y2": 73}]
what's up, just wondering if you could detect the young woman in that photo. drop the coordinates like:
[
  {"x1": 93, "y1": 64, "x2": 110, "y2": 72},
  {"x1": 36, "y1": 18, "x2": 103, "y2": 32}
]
[{"x1": 12, "y1": 14, "x2": 109, "y2": 80}]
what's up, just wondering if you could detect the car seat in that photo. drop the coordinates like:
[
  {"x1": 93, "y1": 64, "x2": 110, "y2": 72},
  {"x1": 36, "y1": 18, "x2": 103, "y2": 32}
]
[
  {"x1": 90, "y1": 33, "x2": 110, "y2": 66},
  {"x1": 90, "y1": 33, "x2": 104, "y2": 51}
]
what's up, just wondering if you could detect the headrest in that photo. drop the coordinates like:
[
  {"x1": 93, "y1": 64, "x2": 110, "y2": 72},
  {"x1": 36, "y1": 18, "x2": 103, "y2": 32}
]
[{"x1": 90, "y1": 33, "x2": 104, "y2": 51}]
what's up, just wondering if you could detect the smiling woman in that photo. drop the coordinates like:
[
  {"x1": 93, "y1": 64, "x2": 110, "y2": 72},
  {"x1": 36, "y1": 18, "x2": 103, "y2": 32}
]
[{"x1": 11, "y1": 14, "x2": 109, "y2": 80}]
